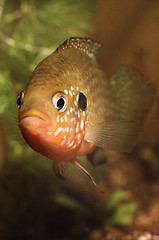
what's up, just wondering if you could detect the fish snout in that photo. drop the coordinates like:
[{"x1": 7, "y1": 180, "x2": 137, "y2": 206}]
[{"x1": 19, "y1": 109, "x2": 52, "y2": 128}]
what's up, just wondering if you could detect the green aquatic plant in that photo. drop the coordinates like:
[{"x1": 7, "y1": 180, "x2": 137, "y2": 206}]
[{"x1": 105, "y1": 190, "x2": 139, "y2": 226}]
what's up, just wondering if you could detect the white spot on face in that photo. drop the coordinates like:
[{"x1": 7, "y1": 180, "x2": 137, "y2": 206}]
[
  {"x1": 69, "y1": 90, "x2": 73, "y2": 98},
  {"x1": 56, "y1": 115, "x2": 60, "y2": 122},
  {"x1": 66, "y1": 110, "x2": 70, "y2": 115},
  {"x1": 76, "y1": 122, "x2": 79, "y2": 133},
  {"x1": 76, "y1": 86, "x2": 79, "y2": 92},
  {"x1": 71, "y1": 117, "x2": 74, "y2": 122},
  {"x1": 72, "y1": 144, "x2": 77, "y2": 149},
  {"x1": 74, "y1": 100, "x2": 78, "y2": 107},
  {"x1": 67, "y1": 140, "x2": 74, "y2": 148},
  {"x1": 82, "y1": 111, "x2": 86, "y2": 116},
  {"x1": 67, "y1": 137, "x2": 71, "y2": 145},
  {"x1": 77, "y1": 111, "x2": 80, "y2": 118},
  {"x1": 64, "y1": 115, "x2": 67, "y2": 122},
  {"x1": 47, "y1": 132, "x2": 52, "y2": 135},
  {"x1": 70, "y1": 107, "x2": 74, "y2": 113},
  {"x1": 73, "y1": 118, "x2": 76, "y2": 124},
  {"x1": 80, "y1": 119, "x2": 84, "y2": 131},
  {"x1": 54, "y1": 127, "x2": 63, "y2": 136},
  {"x1": 64, "y1": 127, "x2": 69, "y2": 132},
  {"x1": 64, "y1": 89, "x2": 68, "y2": 95},
  {"x1": 61, "y1": 136, "x2": 66, "y2": 145},
  {"x1": 78, "y1": 140, "x2": 81, "y2": 145},
  {"x1": 77, "y1": 133, "x2": 81, "y2": 140},
  {"x1": 70, "y1": 86, "x2": 74, "y2": 91},
  {"x1": 70, "y1": 128, "x2": 73, "y2": 134},
  {"x1": 60, "y1": 117, "x2": 63, "y2": 123}
]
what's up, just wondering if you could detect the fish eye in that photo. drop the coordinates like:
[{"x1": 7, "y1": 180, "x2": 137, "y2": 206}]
[
  {"x1": 16, "y1": 91, "x2": 25, "y2": 109},
  {"x1": 52, "y1": 92, "x2": 67, "y2": 112},
  {"x1": 78, "y1": 92, "x2": 87, "y2": 111}
]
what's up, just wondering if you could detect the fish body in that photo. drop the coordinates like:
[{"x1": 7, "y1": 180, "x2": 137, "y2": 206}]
[{"x1": 17, "y1": 37, "x2": 154, "y2": 185}]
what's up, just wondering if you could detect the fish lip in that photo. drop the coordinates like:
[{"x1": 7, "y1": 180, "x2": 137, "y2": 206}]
[{"x1": 19, "y1": 109, "x2": 51, "y2": 124}]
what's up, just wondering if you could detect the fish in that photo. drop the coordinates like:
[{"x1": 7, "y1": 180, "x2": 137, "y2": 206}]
[{"x1": 17, "y1": 37, "x2": 154, "y2": 190}]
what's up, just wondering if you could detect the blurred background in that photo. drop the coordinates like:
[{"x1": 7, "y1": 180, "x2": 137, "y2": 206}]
[{"x1": 0, "y1": 0, "x2": 158, "y2": 239}]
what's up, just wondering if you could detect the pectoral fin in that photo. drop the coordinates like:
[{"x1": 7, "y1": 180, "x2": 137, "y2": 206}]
[{"x1": 84, "y1": 120, "x2": 140, "y2": 152}]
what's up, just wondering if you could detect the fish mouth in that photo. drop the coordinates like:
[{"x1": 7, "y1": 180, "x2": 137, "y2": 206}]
[{"x1": 19, "y1": 109, "x2": 51, "y2": 128}]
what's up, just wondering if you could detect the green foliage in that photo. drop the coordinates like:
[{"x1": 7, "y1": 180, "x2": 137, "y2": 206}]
[
  {"x1": 106, "y1": 189, "x2": 125, "y2": 210},
  {"x1": 0, "y1": 72, "x2": 16, "y2": 114},
  {"x1": 107, "y1": 201, "x2": 139, "y2": 226},
  {"x1": 54, "y1": 193, "x2": 90, "y2": 215},
  {"x1": 104, "y1": 190, "x2": 139, "y2": 226}
]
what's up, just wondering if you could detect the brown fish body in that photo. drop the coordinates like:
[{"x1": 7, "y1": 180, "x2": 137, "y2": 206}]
[{"x1": 17, "y1": 37, "x2": 154, "y2": 185}]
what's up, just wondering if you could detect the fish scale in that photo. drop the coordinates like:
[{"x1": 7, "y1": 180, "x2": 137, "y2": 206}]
[{"x1": 17, "y1": 37, "x2": 154, "y2": 190}]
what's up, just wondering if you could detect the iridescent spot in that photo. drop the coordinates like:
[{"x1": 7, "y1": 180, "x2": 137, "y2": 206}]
[
  {"x1": 64, "y1": 115, "x2": 67, "y2": 122},
  {"x1": 64, "y1": 89, "x2": 68, "y2": 95},
  {"x1": 70, "y1": 107, "x2": 74, "y2": 113},
  {"x1": 67, "y1": 137, "x2": 71, "y2": 145},
  {"x1": 47, "y1": 132, "x2": 52, "y2": 135},
  {"x1": 67, "y1": 141, "x2": 74, "y2": 148},
  {"x1": 74, "y1": 100, "x2": 78, "y2": 107},
  {"x1": 80, "y1": 120, "x2": 84, "y2": 131},
  {"x1": 73, "y1": 118, "x2": 76, "y2": 124},
  {"x1": 69, "y1": 90, "x2": 73, "y2": 98},
  {"x1": 61, "y1": 136, "x2": 66, "y2": 145},
  {"x1": 64, "y1": 127, "x2": 69, "y2": 132},
  {"x1": 76, "y1": 122, "x2": 79, "y2": 133},
  {"x1": 71, "y1": 117, "x2": 75, "y2": 122},
  {"x1": 70, "y1": 128, "x2": 73, "y2": 133},
  {"x1": 77, "y1": 133, "x2": 81, "y2": 140},
  {"x1": 56, "y1": 115, "x2": 60, "y2": 122},
  {"x1": 60, "y1": 117, "x2": 63, "y2": 123},
  {"x1": 78, "y1": 140, "x2": 81, "y2": 145},
  {"x1": 77, "y1": 111, "x2": 80, "y2": 118},
  {"x1": 54, "y1": 127, "x2": 63, "y2": 136}
]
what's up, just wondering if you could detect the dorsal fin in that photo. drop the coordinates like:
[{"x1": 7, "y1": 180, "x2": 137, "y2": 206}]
[{"x1": 56, "y1": 37, "x2": 102, "y2": 59}]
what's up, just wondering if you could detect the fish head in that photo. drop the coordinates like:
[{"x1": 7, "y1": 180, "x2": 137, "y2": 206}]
[{"x1": 17, "y1": 77, "x2": 88, "y2": 160}]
